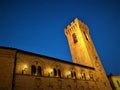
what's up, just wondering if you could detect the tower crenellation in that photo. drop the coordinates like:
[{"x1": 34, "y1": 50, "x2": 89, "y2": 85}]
[{"x1": 64, "y1": 19, "x2": 78, "y2": 36}]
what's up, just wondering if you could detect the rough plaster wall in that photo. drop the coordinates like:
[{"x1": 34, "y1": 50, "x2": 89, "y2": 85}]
[{"x1": 0, "y1": 48, "x2": 16, "y2": 90}]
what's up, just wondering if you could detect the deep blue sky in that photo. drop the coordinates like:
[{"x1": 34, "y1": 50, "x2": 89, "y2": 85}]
[{"x1": 0, "y1": 0, "x2": 120, "y2": 75}]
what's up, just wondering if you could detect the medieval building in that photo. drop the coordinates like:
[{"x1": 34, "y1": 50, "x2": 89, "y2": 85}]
[{"x1": 0, "y1": 18, "x2": 112, "y2": 90}]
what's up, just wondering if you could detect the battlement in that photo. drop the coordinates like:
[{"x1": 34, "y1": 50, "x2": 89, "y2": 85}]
[
  {"x1": 64, "y1": 18, "x2": 78, "y2": 36},
  {"x1": 64, "y1": 18, "x2": 89, "y2": 36}
]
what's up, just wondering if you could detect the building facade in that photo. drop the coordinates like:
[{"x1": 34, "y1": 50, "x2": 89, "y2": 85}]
[
  {"x1": 108, "y1": 74, "x2": 120, "y2": 90},
  {"x1": 0, "y1": 18, "x2": 112, "y2": 90}
]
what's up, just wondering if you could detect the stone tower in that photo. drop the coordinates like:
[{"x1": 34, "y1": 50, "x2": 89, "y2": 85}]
[
  {"x1": 64, "y1": 18, "x2": 112, "y2": 89},
  {"x1": 64, "y1": 18, "x2": 94, "y2": 67}
]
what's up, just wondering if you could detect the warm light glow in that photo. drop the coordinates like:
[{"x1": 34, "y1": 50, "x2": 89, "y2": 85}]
[
  {"x1": 49, "y1": 68, "x2": 53, "y2": 74},
  {"x1": 21, "y1": 64, "x2": 28, "y2": 74},
  {"x1": 23, "y1": 64, "x2": 28, "y2": 70},
  {"x1": 68, "y1": 71, "x2": 71, "y2": 75},
  {"x1": 65, "y1": 71, "x2": 71, "y2": 78},
  {"x1": 46, "y1": 68, "x2": 52, "y2": 72},
  {"x1": 46, "y1": 68, "x2": 53, "y2": 76}
]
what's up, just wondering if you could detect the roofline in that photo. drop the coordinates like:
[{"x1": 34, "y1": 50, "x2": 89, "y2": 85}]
[{"x1": 0, "y1": 46, "x2": 95, "y2": 70}]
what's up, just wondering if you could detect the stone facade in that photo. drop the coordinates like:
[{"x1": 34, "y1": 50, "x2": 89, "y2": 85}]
[
  {"x1": 0, "y1": 18, "x2": 112, "y2": 90},
  {"x1": 0, "y1": 48, "x2": 16, "y2": 90},
  {"x1": 108, "y1": 75, "x2": 120, "y2": 90}
]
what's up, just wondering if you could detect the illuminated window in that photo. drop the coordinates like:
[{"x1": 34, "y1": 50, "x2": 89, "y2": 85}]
[
  {"x1": 31, "y1": 65, "x2": 36, "y2": 75},
  {"x1": 72, "y1": 33, "x2": 78, "y2": 43},
  {"x1": 83, "y1": 32, "x2": 88, "y2": 40},
  {"x1": 38, "y1": 66, "x2": 42, "y2": 76}
]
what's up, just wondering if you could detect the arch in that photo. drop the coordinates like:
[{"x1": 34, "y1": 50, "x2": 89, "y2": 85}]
[
  {"x1": 31, "y1": 59, "x2": 46, "y2": 70},
  {"x1": 70, "y1": 67, "x2": 77, "y2": 79},
  {"x1": 72, "y1": 33, "x2": 78, "y2": 43},
  {"x1": 31, "y1": 59, "x2": 46, "y2": 76},
  {"x1": 52, "y1": 62, "x2": 62, "y2": 77},
  {"x1": 53, "y1": 68, "x2": 57, "y2": 76},
  {"x1": 38, "y1": 66, "x2": 42, "y2": 76},
  {"x1": 58, "y1": 69, "x2": 61, "y2": 78},
  {"x1": 89, "y1": 72, "x2": 94, "y2": 80},
  {"x1": 74, "y1": 71, "x2": 76, "y2": 78},
  {"x1": 71, "y1": 71, "x2": 74, "y2": 78},
  {"x1": 31, "y1": 65, "x2": 36, "y2": 75},
  {"x1": 80, "y1": 72, "x2": 86, "y2": 80}
]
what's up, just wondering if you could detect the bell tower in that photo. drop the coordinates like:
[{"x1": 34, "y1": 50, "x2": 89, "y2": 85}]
[
  {"x1": 64, "y1": 18, "x2": 96, "y2": 67},
  {"x1": 64, "y1": 18, "x2": 112, "y2": 90}
]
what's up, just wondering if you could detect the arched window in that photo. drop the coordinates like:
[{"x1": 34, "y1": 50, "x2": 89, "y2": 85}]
[
  {"x1": 72, "y1": 33, "x2": 78, "y2": 44},
  {"x1": 74, "y1": 71, "x2": 76, "y2": 78},
  {"x1": 31, "y1": 65, "x2": 36, "y2": 75},
  {"x1": 89, "y1": 73, "x2": 94, "y2": 80},
  {"x1": 71, "y1": 71, "x2": 76, "y2": 78},
  {"x1": 71, "y1": 71, "x2": 74, "y2": 78},
  {"x1": 58, "y1": 69, "x2": 61, "y2": 78},
  {"x1": 80, "y1": 72, "x2": 86, "y2": 80},
  {"x1": 53, "y1": 68, "x2": 57, "y2": 76},
  {"x1": 38, "y1": 66, "x2": 42, "y2": 76}
]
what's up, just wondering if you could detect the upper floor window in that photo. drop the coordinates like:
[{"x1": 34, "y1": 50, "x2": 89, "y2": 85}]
[
  {"x1": 38, "y1": 66, "x2": 42, "y2": 76},
  {"x1": 31, "y1": 65, "x2": 36, "y2": 75},
  {"x1": 89, "y1": 73, "x2": 94, "y2": 80},
  {"x1": 72, "y1": 33, "x2": 78, "y2": 44},
  {"x1": 83, "y1": 32, "x2": 88, "y2": 41},
  {"x1": 80, "y1": 72, "x2": 86, "y2": 80},
  {"x1": 58, "y1": 69, "x2": 61, "y2": 78},
  {"x1": 53, "y1": 68, "x2": 57, "y2": 76},
  {"x1": 71, "y1": 71, "x2": 76, "y2": 78},
  {"x1": 74, "y1": 71, "x2": 76, "y2": 78},
  {"x1": 53, "y1": 68, "x2": 62, "y2": 77}
]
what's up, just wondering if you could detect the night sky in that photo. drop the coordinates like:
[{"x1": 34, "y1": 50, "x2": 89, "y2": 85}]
[{"x1": 0, "y1": 0, "x2": 120, "y2": 75}]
